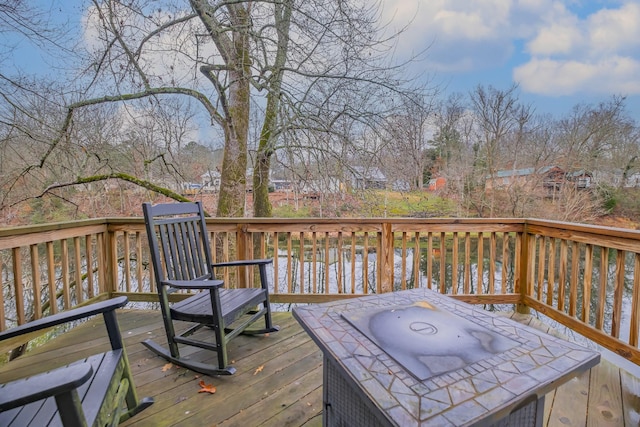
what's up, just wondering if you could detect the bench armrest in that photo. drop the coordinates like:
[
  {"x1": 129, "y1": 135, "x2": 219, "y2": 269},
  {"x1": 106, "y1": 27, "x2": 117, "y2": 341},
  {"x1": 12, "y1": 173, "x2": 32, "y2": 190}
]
[
  {"x1": 212, "y1": 258, "x2": 272, "y2": 268},
  {"x1": 0, "y1": 297, "x2": 128, "y2": 343},
  {"x1": 0, "y1": 362, "x2": 93, "y2": 411},
  {"x1": 162, "y1": 279, "x2": 224, "y2": 290}
]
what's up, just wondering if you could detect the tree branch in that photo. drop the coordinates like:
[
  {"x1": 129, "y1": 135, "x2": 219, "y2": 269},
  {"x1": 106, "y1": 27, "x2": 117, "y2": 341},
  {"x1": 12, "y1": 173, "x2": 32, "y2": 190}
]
[{"x1": 18, "y1": 173, "x2": 193, "y2": 205}]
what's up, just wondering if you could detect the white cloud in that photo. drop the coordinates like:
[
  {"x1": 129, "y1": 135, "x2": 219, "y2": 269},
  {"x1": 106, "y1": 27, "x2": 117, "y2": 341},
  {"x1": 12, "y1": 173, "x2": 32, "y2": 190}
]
[
  {"x1": 383, "y1": 0, "x2": 565, "y2": 72},
  {"x1": 587, "y1": 3, "x2": 640, "y2": 55},
  {"x1": 514, "y1": 56, "x2": 640, "y2": 95},
  {"x1": 383, "y1": 0, "x2": 640, "y2": 96},
  {"x1": 431, "y1": 4, "x2": 508, "y2": 40},
  {"x1": 516, "y1": 1, "x2": 640, "y2": 96},
  {"x1": 526, "y1": 23, "x2": 582, "y2": 56}
]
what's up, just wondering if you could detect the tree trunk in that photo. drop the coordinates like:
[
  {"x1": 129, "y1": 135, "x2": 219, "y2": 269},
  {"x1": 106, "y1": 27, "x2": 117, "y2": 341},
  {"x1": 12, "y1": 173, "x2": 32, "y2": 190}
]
[
  {"x1": 252, "y1": 0, "x2": 292, "y2": 218},
  {"x1": 217, "y1": 123, "x2": 247, "y2": 217},
  {"x1": 253, "y1": 89, "x2": 276, "y2": 218},
  {"x1": 253, "y1": 147, "x2": 273, "y2": 217},
  {"x1": 216, "y1": 7, "x2": 252, "y2": 218}
]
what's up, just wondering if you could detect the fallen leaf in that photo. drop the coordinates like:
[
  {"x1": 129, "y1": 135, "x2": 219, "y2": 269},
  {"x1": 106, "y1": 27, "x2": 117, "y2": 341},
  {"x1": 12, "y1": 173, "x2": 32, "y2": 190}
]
[
  {"x1": 198, "y1": 380, "x2": 216, "y2": 394},
  {"x1": 161, "y1": 363, "x2": 173, "y2": 372},
  {"x1": 253, "y1": 365, "x2": 264, "y2": 375}
]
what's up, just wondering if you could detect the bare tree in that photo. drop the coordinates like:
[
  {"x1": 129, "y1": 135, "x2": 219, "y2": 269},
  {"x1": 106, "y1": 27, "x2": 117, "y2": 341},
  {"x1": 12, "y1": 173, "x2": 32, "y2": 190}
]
[
  {"x1": 1, "y1": 0, "x2": 423, "y2": 219},
  {"x1": 556, "y1": 96, "x2": 637, "y2": 182},
  {"x1": 0, "y1": 0, "x2": 68, "y2": 54},
  {"x1": 381, "y1": 94, "x2": 436, "y2": 190},
  {"x1": 0, "y1": 74, "x2": 209, "y2": 221},
  {"x1": 469, "y1": 84, "x2": 531, "y2": 217}
]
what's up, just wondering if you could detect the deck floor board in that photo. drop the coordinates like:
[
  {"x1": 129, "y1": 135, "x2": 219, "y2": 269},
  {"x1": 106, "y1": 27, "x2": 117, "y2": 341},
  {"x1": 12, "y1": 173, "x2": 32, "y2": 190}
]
[{"x1": 1, "y1": 309, "x2": 638, "y2": 426}]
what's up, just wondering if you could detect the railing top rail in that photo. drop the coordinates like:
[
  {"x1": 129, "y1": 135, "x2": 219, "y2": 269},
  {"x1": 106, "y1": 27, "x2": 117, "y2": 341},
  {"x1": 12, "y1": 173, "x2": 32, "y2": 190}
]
[
  {"x1": 525, "y1": 218, "x2": 640, "y2": 240},
  {"x1": 0, "y1": 218, "x2": 109, "y2": 238},
  {"x1": 98, "y1": 217, "x2": 529, "y2": 225},
  {"x1": 3, "y1": 216, "x2": 640, "y2": 242}
]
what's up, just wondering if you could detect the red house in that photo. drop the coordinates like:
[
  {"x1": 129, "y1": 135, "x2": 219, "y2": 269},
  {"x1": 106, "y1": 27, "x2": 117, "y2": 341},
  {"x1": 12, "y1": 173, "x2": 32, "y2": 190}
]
[{"x1": 428, "y1": 177, "x2": 446, "y2": 191}]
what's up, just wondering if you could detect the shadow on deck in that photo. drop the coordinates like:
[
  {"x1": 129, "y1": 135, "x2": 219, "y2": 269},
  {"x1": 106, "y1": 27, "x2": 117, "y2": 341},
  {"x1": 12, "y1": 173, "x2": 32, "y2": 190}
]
[{"x1": 0, "y1": 310, "x2": 639, "y2": 426}]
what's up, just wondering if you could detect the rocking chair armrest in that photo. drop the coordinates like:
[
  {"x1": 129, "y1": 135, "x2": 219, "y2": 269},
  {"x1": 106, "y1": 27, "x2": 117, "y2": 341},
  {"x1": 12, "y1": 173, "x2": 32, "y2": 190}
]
[
  {"x1": 212, "y1": 258, "x2": 273, "y2": 268},
  {"x1": 0, "y1": 362, "x2": 93, "y2": 411},
  {"x1": 162, "y1": 279, "x2": 225, "y2": 290},
  {"x1": 0, "y1": 297, "x2": 128, "y2": 343}
]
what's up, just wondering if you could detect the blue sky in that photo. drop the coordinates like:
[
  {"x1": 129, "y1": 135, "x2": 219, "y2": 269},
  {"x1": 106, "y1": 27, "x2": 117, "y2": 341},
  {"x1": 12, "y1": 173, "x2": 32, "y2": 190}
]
[
  {"x1": 6, "y1": 0, "x2": 640, "y2": 119},
  {"x1": 382, "y1": 0, "x2": 640, "y2": 117}
]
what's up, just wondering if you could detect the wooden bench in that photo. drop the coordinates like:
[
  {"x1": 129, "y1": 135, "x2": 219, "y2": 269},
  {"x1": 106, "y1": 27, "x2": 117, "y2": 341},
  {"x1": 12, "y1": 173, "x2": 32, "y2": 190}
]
[{"x1": 0, "y1": 297, "x2": 153, "y2": 426}]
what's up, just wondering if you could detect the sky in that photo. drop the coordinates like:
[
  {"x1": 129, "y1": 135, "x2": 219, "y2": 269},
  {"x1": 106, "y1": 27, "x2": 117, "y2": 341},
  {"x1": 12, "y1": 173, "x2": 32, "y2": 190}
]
[
  {"x1": 381, "y1": 0, "x2": 640, "y2": 117},
  {"x1": 5, "y1": 0, "x2": 640, "y2": 119}
]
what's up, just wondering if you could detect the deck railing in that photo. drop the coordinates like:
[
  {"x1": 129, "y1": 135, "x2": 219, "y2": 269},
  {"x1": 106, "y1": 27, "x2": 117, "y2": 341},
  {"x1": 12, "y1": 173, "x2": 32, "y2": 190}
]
[{"x1": 1, "y1": 217, "x2": 639, "y2": 366}]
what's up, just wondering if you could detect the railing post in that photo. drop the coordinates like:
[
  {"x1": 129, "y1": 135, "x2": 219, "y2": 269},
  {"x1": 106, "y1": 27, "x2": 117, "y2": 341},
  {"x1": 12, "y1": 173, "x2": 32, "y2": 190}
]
[
  {"x1": 516, "y1": 225, "x2": 530, "y2": 314},
  {"x1": 237, "y1": 224, "x2": 249, "y2": 288},
  {"x1": 380, "y1": 222, "x2": 393, "y2": 293}
]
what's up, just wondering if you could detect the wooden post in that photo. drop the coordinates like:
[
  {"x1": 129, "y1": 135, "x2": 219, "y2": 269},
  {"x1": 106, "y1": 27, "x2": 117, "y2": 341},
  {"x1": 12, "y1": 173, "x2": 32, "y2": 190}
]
[
  {"x1": 380, "y1": 222, "x2": 393, "y2": 293},
  {"x1": 237, "y1": 224, "x2": 249, "y2": 288}
]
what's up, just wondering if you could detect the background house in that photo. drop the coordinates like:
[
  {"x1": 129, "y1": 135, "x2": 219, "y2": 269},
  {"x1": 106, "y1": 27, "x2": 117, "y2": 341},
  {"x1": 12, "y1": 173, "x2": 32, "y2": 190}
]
[
  {"x1": 350, "y1": 166, "x2": 387, "y2": 190},
  {"x1": 428, "y1": 177, "x2": 446, "y2": 191},
  {"x1": 485, "y1": 166, "x2": 592, "y2": 194}
]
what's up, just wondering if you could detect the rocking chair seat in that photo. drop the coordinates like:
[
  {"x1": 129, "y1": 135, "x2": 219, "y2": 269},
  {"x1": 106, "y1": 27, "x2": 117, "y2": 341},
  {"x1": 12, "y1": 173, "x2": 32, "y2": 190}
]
[{"x1": 171, "y1": 288, "x2": 268, "y2": 325}]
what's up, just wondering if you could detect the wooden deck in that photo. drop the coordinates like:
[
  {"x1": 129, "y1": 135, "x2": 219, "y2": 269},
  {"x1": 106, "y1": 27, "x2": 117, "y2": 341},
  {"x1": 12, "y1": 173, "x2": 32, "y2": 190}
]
[{"x1": 1, "y1": 309, "x2": 639, "y2": 426}]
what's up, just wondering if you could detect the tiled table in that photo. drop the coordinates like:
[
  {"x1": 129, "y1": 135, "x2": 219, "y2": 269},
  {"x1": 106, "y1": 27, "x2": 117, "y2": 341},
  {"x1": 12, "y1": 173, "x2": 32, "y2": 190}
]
[{"x1": 293, "y1": 288, "x2": 600, "y2": 427}]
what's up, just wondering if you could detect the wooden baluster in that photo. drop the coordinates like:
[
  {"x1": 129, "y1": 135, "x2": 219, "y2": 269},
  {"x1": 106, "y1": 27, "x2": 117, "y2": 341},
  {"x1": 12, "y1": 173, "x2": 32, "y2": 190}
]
[
  {"x1": 452, "y1": 232, "x2": 459, "y2": 295},
  {"x1": 61, "y1": 240, "x2": 71, "y2": 309},
  {"x1": 582, "y1": 244, "x2": 593, "y2": 323},
  {"x1": 489, "y1": 232, "x2": 496, "y2": 295},
  {"x1": 401, "y1": 232, "x2": 407, "y2": 291},
  {"x1": 30, "y1": 244, "x2": 42, "y2": 320},
  {"x1": 569, "y1": 241, "x2": 579, "y2": 317},
  {"x1": 299, "y1": 232, "x2": 305, "y2": 295},
  {"x1": 546, "y1": 238, "x2": 556, "y2": 305},
  {"x1": 464, "y1": 232, "x2": 471, "y2": 294},
  {"x1": 13, "y1": 248, "x2": 25, "y2": 325},
  {"x1": 351, "y1": 233, "x2": 357, "y2": 294},
  {"x1": 596, "y1": 247, "x2": 608, "y2": 331},
  {"x1": 537, "y1": 236, "x2": 546, "y2": 301},
  {"x1": 630, "y1": 253, "x2": 640, "y2": 346},
  {"x1": 612, "y1": 250, "x2": 626, "y2": 338}
]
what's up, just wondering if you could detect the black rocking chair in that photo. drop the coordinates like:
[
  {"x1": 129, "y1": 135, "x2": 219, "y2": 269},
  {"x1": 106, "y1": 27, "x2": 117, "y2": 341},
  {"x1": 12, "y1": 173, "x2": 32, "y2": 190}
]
[
  {"x1": 0, "y1": 297, "x2": 153, "y2": 426},
  {"x1": 142, "y1": 201, "x2": 279, "y2": 376}
]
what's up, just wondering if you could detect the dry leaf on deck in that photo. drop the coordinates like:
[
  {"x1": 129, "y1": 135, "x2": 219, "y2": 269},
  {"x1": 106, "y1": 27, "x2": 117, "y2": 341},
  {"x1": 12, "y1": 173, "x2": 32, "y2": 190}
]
[
  {"x1": 161, "y1": 363, "x2": 173, "y2": 372},
  {"x1": 253, "y1": 365, "x2": 264, "y2": 375},
  {"x1": 198, "y1": 380, "x2": 217, "y2": 394}
]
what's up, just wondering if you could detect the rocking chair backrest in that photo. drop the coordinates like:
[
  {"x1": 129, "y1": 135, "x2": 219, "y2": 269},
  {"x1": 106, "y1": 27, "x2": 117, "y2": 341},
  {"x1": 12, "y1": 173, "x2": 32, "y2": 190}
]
[{"x1": 143, "y1": 202, "x2": 214, "y2": 292}]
